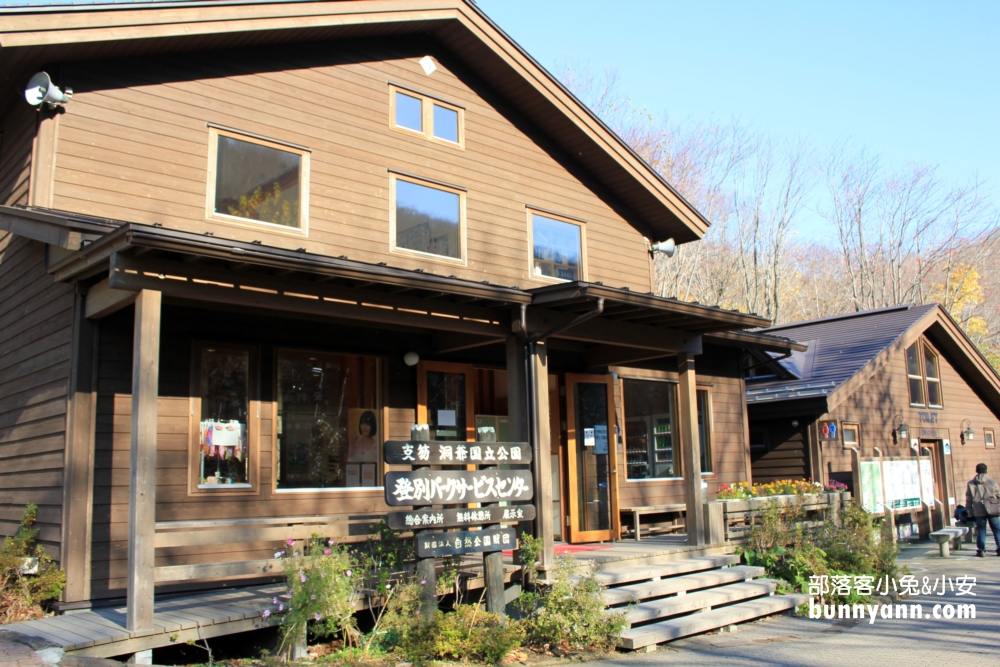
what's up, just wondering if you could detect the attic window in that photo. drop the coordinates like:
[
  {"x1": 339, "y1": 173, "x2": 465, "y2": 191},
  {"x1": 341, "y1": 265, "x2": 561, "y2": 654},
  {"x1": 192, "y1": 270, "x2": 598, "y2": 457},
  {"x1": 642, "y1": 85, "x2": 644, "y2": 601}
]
[
  {"x1": 208, "y1": 127, "x2": 310, "y2": 231},
  {"x1": 390, "y1": 85, "x2": 464, "y2": 148},
  {"x1": 529, "y1": 211, "x2": 586, "y2": 281},
  {"x1": 906, "y1": 340, "x2": 943, "y2": 408}
]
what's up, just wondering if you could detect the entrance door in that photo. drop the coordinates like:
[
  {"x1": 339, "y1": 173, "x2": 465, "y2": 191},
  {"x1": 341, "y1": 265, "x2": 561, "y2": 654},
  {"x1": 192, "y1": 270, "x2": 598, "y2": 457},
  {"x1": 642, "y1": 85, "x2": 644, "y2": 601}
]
[
  {"x1": 417, "y1": 362, "x2": 475, "y2": 443},
  {"x1": 565, "y1": 374, "x2": 619, "y2": 543},
  {"x1": 921, "y1": 440, "x2": 948, "y2": 531}
]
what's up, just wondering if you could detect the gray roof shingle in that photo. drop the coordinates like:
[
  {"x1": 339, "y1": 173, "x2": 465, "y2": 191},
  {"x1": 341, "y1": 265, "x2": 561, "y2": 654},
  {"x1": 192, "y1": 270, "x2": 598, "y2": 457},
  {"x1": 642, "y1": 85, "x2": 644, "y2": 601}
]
[{"x1": 746, "y1": 304, "x2": 937, "y2": 404}]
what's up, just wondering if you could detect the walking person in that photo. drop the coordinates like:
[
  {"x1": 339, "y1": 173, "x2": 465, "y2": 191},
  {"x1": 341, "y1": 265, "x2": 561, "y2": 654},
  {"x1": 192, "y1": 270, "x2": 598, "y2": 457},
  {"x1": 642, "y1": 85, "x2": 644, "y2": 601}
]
[{"x1": 966, "y1": 463, "x2": 1000, "y2": 557}]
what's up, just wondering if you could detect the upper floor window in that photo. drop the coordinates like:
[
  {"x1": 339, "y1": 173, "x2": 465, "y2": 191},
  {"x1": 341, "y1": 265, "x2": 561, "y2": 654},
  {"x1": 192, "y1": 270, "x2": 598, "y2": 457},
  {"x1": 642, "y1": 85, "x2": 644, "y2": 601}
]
[
  {"x1": 529, "y1": 211, "x2": 585, "y2": 281},
  {"x1": 390, "y1": 173, "x2": 466, "y2": 263},
  {"x1": 906, "y1": 341, "x2": 943, "y2": 408},
  {"x1": 390, "y1": 85, "x2": 464, "y2": 148},
  {"x1": 208, "y1": 126, "x2": 310, "y2": 230}
]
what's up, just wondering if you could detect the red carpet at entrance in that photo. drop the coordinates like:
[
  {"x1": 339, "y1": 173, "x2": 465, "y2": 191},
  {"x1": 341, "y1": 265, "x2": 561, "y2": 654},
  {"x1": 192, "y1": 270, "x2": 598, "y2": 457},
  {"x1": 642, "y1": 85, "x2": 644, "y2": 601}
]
[{"x1": 502, "y1": 544, "x2": 613, "y2": 557}]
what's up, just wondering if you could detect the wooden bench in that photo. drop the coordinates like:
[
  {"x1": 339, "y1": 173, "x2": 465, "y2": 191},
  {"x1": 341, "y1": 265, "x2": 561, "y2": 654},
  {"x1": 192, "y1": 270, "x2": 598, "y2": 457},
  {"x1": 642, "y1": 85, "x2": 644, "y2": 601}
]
[
  {"x1": 929, "y1": 527, "x2": 968, "y2": 557},
  {"x1": 624, "y1": 504, "x2": 687, "y2": 541}
]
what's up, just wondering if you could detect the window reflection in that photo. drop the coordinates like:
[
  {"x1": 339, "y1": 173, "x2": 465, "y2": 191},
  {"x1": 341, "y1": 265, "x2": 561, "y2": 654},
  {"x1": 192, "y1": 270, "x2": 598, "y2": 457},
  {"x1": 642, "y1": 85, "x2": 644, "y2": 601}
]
[
  {"x1": 624, "y1": 379, "x2": 676, "y2": 479},
  {"x1": 532, "y1": 214, "x2": 581, "y2": 280},
  {"x1": 395, "y1": 92, "x2": 423, "y2": 132},
  {"x1": 214, "y1": 135, "x2": 301, "y2": 227},
  {"x1": 433, "y1": 104, "x2": 459, "y2": 143},
  {"x1": 277, "y1": 351, "x2": 380, "y2": 489},
  {"x1": 198, "y1": 347, "x2": 251, "y2": 487},
  {"x1": 395, "y1": 179, "x2": 461, "y2": 259}
]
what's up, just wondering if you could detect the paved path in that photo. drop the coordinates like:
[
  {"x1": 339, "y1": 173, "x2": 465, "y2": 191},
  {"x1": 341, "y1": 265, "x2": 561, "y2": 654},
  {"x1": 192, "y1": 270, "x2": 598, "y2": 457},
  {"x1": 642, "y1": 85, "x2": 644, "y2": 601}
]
[{"x1": 597, "y1": 542, "x2": 1000, "y2": 667}]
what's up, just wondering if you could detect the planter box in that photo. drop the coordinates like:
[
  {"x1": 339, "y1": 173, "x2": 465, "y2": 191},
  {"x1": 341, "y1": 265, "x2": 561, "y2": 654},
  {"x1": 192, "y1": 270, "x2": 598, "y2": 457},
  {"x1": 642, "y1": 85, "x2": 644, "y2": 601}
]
[{"x1": 720, "y1": 493, "x2": 827, "y2": 513}]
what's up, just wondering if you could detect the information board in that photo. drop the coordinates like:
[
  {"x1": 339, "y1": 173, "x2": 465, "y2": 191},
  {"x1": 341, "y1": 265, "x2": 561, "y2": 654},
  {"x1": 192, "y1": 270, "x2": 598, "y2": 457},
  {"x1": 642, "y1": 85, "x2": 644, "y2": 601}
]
[
  {"x1": 883, "y1": 460, "x2": 921, "y2": 510},
  {"x1": 919, "y1": 459, "x2": 935, "y2": 507},
  {"x1": 384, "y1": 469, "x2": 534, "y2": 506},
  {"x1": 860, "y1": 460, "x2": 884, "y2": 514},
  {"x1": 386, "y1": 504, "x2": 535, "y2": 530},
  {"x1": 383, "y1": 440, "x2": 531, "y2": 465},
  {"x1": 415, "y1": 527, "x2": 518, "y2": 558}
]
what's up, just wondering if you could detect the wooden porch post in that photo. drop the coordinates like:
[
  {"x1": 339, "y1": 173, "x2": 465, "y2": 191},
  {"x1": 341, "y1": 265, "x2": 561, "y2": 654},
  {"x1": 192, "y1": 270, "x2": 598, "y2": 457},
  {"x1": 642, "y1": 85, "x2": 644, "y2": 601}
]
[
  {"x1": 127, "y1": 290, "x2": 160, "y2": 632},
  {"x1": 678, "y1": 352, "x2": 706, "y2": 546},
  {"x1": 528, "y1": 341, "x2": 555, "y2": 571}
]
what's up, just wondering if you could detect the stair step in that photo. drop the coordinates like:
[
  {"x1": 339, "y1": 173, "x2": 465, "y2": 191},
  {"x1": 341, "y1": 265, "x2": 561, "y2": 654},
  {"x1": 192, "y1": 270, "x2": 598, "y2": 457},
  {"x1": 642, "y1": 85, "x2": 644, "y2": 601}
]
[
  {"x1": 594, "y1": 555, "x2": 741, "y2": 586},
  {"x1": 625, "y1": 581, "x2": 776, "y2": 624},
  {"x1": 606, "y1": 566, "x2": 766, "y2": 606},
  {"x1": 619, "y1": 593, "x2": 810, "y2": 650}
]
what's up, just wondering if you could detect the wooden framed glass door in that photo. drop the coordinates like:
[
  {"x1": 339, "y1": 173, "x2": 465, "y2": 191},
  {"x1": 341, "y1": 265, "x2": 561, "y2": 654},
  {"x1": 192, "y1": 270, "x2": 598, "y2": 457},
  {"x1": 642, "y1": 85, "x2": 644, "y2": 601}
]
[
  {"x1": 565, "y1": 373, "x2": 620, "y2": 543},
  {"x1": 417, "y1": 361, "x2": 476, "y2": 442}
]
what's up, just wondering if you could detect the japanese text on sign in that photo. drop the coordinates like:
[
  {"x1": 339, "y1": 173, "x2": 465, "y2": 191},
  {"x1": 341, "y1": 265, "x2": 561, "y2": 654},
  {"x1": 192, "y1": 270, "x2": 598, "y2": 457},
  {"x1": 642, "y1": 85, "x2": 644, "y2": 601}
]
[
  {"x1": 383, "y1": 440, "x2": 531, "y2": 465},
  {"x1": 416, "y1": 527, "x2": 517, "y2": 558},
  {"x1": 386, "y1": 504, "x2": 536, "y2": 531},
  {"x1": 384, "y1": 470, "x2": 534, "y2": 506}
]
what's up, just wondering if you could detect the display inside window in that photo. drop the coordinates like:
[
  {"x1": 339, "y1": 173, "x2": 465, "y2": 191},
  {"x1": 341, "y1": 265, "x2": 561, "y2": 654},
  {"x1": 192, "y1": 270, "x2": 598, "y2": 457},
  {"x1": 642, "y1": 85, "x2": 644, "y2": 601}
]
[
  {"x1": 394, "y1": 91, "x2": 423, "y2": 132},
  {"x1": 394, "y1": 178, "x2": 462, "y2": 259},
  {"x1": 532, "y1": 213, "x2": 582, "y2": 281},
  {"x1": 198, "y1": 347, "x2": 251, "y2": 488},
  {"x1": 623, "y1": 379, "x2": 676, "y2": 479},
  {"x1": 697, "y1": 389, "x2": 713, "y2": 473},
  {"x1": 213, "y1": 134, "x2": 302, "y2": 228},
  {"x1": 277, "y1": 350, "x2": 380, "y2": 490},
  {"x1": 906, "y1": 343, "x2": 924, "y2": 406}
]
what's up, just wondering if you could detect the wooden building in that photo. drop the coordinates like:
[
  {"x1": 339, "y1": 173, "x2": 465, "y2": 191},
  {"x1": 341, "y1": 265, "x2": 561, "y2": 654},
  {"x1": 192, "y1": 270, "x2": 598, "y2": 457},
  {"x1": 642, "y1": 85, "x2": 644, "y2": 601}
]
[
  {"x1": 0, "y1": 0, "x2": 797, "y2": 628},
  {"x1": 746, "y1": 304, "x2": 1000, "y2": 532}
]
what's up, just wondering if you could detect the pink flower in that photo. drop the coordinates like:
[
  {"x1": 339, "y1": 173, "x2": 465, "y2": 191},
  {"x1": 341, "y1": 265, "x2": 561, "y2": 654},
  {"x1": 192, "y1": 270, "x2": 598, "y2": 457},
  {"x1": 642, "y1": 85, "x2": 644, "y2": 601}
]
[
  {"x1": 286, "y1": 539, "x2": 295, "y2": 546},
  {"x1": 346, "y1": 569, "x2": 353, "y2": 577},
  {"x1": 415, "y1": 610, "x2": 421, "y2": 615},
  {"x1": 310, "y1": 594, "x2": 316, "y2": 600},
  {"x1": 300, "y1": 575, "x2": 307, "y2": 582},
  {"x1": 323, "y1": 549, "x2": 331, "y2": 555},
  {"x1": 278, "y1": 604, "x2": 284, "y2": 612},
  {"x1": 327, "y1": 539, "x2": 335, "y2": 546},
  {"x1": 420, "y1": 580, "x2": 427, "y2": 585},
  {"x1": 273, "y1": 597, "x2": 278, "y2": 605},
  {"x1": 262, "y1": 609, "x2": 271, "y2": 619},
  {"x1": 314, "y1": 613, "x2": 322, "y2": 621}
]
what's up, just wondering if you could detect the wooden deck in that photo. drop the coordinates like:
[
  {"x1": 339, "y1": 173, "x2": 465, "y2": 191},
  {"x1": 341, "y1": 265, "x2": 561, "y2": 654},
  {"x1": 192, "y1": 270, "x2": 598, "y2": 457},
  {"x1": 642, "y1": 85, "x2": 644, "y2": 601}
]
[{"x1": 1, "y1": 537, "x2": 730, "y2": 659}]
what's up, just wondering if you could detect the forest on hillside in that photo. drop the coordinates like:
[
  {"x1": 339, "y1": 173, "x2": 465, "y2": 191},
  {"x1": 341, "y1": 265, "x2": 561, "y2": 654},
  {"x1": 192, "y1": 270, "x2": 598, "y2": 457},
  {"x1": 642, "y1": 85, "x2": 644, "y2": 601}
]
[{"x1": 558, "y1": 66, "x2": 1000, "y2": 368}]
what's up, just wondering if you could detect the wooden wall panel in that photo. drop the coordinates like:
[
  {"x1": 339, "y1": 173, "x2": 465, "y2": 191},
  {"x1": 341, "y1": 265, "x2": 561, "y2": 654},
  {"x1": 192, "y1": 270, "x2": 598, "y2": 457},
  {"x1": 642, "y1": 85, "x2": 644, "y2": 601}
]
[
  {"x1": 614, "y1": 372, "x2": 749, "y2": 510},
  {"x1": 52, "y1": 38, "x2": 654, "y2": 292},
  {"x1": 0, "y1": 104, "x2": 34, "y2": 206},
  {"x1": 0, "y1": 235, "x2": 74, "y2": 561},
  {"x1": 823, "y1": 337, "x2": 1000, "y2": 497}
]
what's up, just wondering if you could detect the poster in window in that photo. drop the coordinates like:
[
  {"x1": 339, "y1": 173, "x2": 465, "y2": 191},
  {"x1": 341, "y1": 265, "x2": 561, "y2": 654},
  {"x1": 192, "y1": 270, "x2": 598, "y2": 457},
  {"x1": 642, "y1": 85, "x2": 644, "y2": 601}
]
[
  {"x1": 594, "y1": 424, "x2": 609, "y2": 454},
  {"x1": 346, "y1": 464, "x2": 360, "y2": 488},
  {"x1": 347, "y1": 408, "x2": 379, "y2": 462},
  {"x1": 583, "y1": 427, "x2": 595, "y2": 447},
  {"x1": 361, "y1": 463, "x2": 376, "y2": 487}
]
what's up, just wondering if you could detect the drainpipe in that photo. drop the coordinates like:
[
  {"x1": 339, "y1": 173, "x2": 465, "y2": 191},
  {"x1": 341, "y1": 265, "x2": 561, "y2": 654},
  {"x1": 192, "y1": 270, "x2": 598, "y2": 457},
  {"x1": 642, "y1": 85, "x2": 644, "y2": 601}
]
[{"x1": 522, "y1": 298, "x2": 604, "y2": 569}]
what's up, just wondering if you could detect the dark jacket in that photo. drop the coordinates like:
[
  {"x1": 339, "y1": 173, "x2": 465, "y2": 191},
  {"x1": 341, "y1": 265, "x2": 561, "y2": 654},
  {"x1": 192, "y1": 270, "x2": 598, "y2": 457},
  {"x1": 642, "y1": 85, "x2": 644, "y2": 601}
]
[{"x1": 966, "y1": 473, "x2": 1000, "y2": 518}]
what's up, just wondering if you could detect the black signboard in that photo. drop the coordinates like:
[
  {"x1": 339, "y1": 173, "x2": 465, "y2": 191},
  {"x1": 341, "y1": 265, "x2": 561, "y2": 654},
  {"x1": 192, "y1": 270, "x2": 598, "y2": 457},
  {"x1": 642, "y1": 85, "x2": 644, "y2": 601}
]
[
  {"x1": 384, "y1": 469, "x2": 534, "y2": 506},
  {"x1": 386, "y1": 504, "x2": 536, "y2": 531},
  {"x1": 384, "y1": 440, "x2": 531, "y2": 465},
  {"x1": 415, "y1": 527, "x2": 518, "y2": 558}
]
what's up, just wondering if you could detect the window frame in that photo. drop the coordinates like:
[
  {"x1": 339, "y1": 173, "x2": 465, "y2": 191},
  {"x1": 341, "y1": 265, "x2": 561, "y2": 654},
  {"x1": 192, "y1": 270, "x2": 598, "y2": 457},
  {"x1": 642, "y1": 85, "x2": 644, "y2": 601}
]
[
  {"x1": 621, "y1": 377, "x2": 680, "y2": 483},
  {"x1": 696, "y1": 387, "x2": 715, "y2": 476},
  {"x1": 842, "y1": 422, "x2": 860, "y2": 448},
  {"x1": 388, "y1": 84, "x2": 465, "y2": 149},
  {"x1": 985, "y1": 428, "x2": 996, "y2": 450},
  {"x1": 205, "y1": 125, "x2": 311, "y2": 235},
  {"x1": 526, "y1": 207, "x2": 588, "y2": 284},
  {"x1": 389, "y1": 172, "x2": 468, "y2": 265},
  {"x1": 906, "y1": 342, "x2": 925, "y2": 407},
  {"x1": 923, "y1": 345, "x2": 943, "y2": 408},
  {"x1": 187, "y1": 341, "x2": 261, "y2": 496},
  {"x1": 272, "y1": 348, "x2": 385, "y2": 494}
]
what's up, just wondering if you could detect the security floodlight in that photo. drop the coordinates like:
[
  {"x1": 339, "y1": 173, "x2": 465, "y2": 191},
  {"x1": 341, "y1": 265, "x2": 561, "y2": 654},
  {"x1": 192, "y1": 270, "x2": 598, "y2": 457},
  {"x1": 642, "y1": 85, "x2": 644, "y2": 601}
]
[{"x1": 25, "y1": 72, "x2": 72, "y2": 108}]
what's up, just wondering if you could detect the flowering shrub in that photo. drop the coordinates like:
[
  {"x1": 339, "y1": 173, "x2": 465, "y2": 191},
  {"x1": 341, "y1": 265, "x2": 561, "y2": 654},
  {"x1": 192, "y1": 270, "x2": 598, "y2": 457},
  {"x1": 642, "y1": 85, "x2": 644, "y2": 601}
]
[
  {"x1": 717, "y1": 479, "x2": 822, "y2": 499},
  {"x1": 823, "y1": 480, "x2": 849, "y2": 493}
]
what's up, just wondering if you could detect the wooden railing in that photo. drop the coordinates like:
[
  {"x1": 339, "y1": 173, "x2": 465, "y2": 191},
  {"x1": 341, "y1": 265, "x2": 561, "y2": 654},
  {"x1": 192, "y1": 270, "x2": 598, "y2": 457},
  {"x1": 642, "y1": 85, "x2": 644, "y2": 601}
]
[
  {"x1": 719, "y1": 493, "x2": 852, "y2": 542},
  {"x1": 153, "y1": 514, "x2": 382, "y2": 583}
]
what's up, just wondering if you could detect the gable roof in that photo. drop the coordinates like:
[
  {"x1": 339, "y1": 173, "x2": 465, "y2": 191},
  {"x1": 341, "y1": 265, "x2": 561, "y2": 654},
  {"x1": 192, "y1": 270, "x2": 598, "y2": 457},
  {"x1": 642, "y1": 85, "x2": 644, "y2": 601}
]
[
  {"x1": 746, "y1": 304, "x2": 1000, "y2": 418},
  {"x1": 0, "y1": 0, "x2": 707, "y2": 244}
]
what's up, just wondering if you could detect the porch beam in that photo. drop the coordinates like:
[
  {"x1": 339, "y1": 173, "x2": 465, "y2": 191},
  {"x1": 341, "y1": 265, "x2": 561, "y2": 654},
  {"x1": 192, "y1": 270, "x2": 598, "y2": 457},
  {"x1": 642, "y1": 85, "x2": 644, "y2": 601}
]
[
  {"x1": 127, "y1": 289, "x2": 160, "y2": 632},
  {"x1": 433, "y1": 332, "x2": 505, "y2": 354},
  {"x1": 522, "y1": 307, "x2": 696, "y2": 352},
  {"x1": 85, "y1": 276, "x2": 138, "y2": 319},
  {"x1": 677, "y1": 352, "x2": 706, "y2": 546}
]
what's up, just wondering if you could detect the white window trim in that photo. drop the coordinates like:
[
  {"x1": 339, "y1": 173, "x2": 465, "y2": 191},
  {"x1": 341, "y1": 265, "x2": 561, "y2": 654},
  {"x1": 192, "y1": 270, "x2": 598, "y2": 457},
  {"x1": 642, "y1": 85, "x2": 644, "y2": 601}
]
[
  {"x1": 389, "y1": 172, "x2": 468, "y2": 266},
  {"x1": 205, "y1": 126, "x2": 310, "y2": 236},
  {"x1": 389, "y1": 84, "x2": 465, "y2": 149},
  {"x1": 526, "y1": 208, "x2": 588, "y2": 284}
]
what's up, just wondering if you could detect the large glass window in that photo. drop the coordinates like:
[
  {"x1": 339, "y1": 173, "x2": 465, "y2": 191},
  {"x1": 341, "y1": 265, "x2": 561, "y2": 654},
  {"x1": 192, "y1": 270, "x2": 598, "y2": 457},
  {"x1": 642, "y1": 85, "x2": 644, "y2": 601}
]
[
  {"x1": 276, "y1": 351, "x2": 380, "y2": 490},
  {"x1": 906, "y1": 343, "x2": 924, "y2": 406},
  {"x1": 531, "y1": 213, "x2": 583, "y2": 281},
  {"x1": 924, "y1": 346, "x2": 942, "y2": 407},
  {"x1": 623, "y1": 379, "x2": 677, "y2": 479},
  {"x1": 197, "y1": 346, "x2": 252, "y2": 489},
  {"x1": 392, "y1": 176, "x2": 463, "y2": 260},
  {"x1": 211, "y1": 130, "x2": 306, "y2": 228}
]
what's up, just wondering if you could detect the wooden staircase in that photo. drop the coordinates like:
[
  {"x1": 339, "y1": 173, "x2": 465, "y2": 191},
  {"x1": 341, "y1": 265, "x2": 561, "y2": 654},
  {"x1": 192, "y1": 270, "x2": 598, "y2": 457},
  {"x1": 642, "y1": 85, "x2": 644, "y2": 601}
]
[{"x1": 592, "y1": 554, "x2": 809, "y2": 651}]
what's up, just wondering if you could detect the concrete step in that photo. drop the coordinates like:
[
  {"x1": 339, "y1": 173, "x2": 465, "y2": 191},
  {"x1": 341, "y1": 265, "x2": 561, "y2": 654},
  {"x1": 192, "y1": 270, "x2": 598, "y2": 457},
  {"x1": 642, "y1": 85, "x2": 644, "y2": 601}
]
[
  {"x1": 569, "y1": 544, "x2": 736, "y2": 573},
  {"x1": 604, "y1": 565, "x2": 765, "y2": 606},
  {"x1": 618, "y1": 593, "x2": 811, "y2": 650},
  {"x1": 594, "y1": 555, "x2": 741, "y2": 586},
  {"x1": 625, "y1": 580, "x2": 777, "y2": 624}
]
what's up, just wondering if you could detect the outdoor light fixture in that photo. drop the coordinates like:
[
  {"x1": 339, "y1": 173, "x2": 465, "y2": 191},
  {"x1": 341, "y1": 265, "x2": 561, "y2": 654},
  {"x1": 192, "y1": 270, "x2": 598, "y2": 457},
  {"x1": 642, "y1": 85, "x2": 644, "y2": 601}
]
[
  {"x1": 892, "y1": 415, "x2": 908, "y2": 445},
  {"x1": 647, "y1": 237, "x2": 676, "y2": 258},
  {"x1": 24, "y1": 72, "x2": 72, "y2": 108},
  {"x1": 961, "y1": 419, "x2": 974, "y2": 445},
  {"x1": 403, "y1": 351, "x2": 420, "y2": 367}
]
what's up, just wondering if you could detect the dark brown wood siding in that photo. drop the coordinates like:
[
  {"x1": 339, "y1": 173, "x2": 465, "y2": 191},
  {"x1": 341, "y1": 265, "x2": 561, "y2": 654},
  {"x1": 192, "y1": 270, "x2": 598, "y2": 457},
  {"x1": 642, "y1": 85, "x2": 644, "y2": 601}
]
[
  {"x1": 0, "y1": 236, "x2": 74, "y2": 561},
  {"x1": 0, "y1": 104, "x2": 34, "y2": 206},
  {"x1": 823, "y1": 337, "x2": 1000, "y2": 501},
  {"x1": 52, "y1": 38, "x2": 653, "y2": 292},
  {"x1": 749, "y1": 418, "x2": 811, "y2": 483}
]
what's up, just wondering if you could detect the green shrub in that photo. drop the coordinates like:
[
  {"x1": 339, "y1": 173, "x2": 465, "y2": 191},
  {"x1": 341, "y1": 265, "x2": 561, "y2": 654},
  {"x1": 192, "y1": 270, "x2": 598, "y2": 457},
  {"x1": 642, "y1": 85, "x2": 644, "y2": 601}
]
[
  {"x1": 1, "y1": 504, "x2": 66, "y2": 624},
  {"x1": 399, "y1": 603, "x2": 524, "y2": 666},
  {"x1": 514, "y1": 556, "x2": 627, "y2": 653}
]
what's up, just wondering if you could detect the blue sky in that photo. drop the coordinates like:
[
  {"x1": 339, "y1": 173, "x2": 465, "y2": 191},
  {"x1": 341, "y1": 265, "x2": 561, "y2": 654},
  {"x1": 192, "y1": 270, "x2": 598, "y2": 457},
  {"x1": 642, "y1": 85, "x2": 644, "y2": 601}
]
[{"x1": 478, "y1": 0, "x2": 1000, "y2": 241}]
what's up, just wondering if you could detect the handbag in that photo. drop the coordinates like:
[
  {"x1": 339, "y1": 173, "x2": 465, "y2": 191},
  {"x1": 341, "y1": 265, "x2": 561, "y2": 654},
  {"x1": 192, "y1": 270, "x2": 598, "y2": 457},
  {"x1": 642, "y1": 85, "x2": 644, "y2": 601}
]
[{"x1": 985, "y1": 497, "x2": 1000, "y2": 517}]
